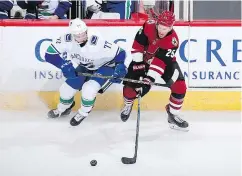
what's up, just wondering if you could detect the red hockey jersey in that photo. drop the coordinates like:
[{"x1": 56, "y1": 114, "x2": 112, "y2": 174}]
[{"x1": 132, "y1": 19, "x2": 179, "y2": 79}]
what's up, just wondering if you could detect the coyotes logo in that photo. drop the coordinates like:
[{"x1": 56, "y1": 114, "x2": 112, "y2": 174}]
[{"x1": 172, "y1": 37, "x2": 178, "y2": 46}]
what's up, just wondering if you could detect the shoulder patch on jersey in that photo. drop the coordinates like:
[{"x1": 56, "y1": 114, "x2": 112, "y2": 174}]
[
  {"x1": 172, "y1": 37, "x2": 178, "y2": 47},
  {"x1": 65, "y1": 34, "x2": 72, "y2": 42},
  {"x1": 90, "y1": 35, "x2": 98, "y2": 45}
]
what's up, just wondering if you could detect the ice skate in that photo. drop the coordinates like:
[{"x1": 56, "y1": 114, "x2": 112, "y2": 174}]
[
  {"x1": 121, "y1": 103, "x2": 133, "y2": 122},
  {"x1": 70, "y1": 112, "x2": 87, "y2": 126},
  {"x1": 48, "y1": 101, "x2": 75, "y2": 118},
  {"x1": 166, "y1": 104, "x2": 189, "y2": 132}
]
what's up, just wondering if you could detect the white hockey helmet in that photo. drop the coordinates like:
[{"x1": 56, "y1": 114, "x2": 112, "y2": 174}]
[
  {"x1": 69, "y1": 18, "x2": 88, "y2": 44},
  {"x1": 69, "y1": 18, "x2": 88, "y2": 35}
]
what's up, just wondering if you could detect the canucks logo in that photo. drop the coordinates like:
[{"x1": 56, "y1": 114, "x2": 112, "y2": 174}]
[{"x1": 90, "y1": 35, "x2": 98, "y2": 45}]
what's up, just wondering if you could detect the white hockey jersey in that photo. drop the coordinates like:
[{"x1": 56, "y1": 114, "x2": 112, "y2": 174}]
[{"x1": 50, "y1": 31, "x2": 125, "y2": 70}]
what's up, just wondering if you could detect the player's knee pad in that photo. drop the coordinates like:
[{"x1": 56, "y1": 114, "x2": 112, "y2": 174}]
[
  {"x1": 82, "y1": 80, "x2": 101, "y2": 100},
  {"x1": 80, "y1": 80, "x2": 100, "y2": 113},
  {"x1": 58, "y1": 83, "x2": 77, "y2": 112},
  {"x1": 123, "y1": 85, "x2": 138, "y2": 100},
  {"x1": 59, "y1": 82, "x2": 77, "y2": 101},
  {"x1": 170, "y1": 80, "x2": 187, "y2": 95}
]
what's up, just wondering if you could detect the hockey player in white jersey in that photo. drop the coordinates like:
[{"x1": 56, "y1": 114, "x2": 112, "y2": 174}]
[{"x1": 45, "y1": 18, "x2": 129, "y2": 126}]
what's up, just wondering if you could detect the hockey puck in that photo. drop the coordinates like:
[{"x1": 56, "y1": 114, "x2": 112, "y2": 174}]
[{"x1": 90, "y1": 160, "x2": 97, "y2": 166}]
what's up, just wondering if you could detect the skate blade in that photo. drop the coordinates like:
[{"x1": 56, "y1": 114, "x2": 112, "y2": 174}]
[{"x1": 169, "y1": 124, "x2": 189, "y2": 132}]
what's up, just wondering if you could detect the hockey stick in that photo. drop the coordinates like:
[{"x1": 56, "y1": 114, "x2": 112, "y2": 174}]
[
  {"x1": 121, "y1": 93, "x2": 141, "y2": 164},
  {"x1": 78, "y1": 72, "x2": 168, "y2": 87},
  {"x1": 78, "y1": 69, "x2": 179, "y2": 88}
]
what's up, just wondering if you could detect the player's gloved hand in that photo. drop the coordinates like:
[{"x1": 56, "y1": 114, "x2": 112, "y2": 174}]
[
  {"x1": 111, "y1": 63, "x2": 127, "y2": 83},
  {"x1": 61, "y1": 60, "x2": 77, "y2": 78},
  {"x1": 138, "y1": 76, "x2": 155, "y2": 97},
  {"x1": 122, "y1": 60, "x2": 147, "y2": 88},
  {"x1": 129, "y1": 61, "x2": 146, "y2": 75}
]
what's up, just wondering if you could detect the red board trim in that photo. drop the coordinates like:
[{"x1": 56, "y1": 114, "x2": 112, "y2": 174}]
[
  {"x1": 190, "y1": 20, "x2": 241, "y2": 27},
  {"x1": 0, "y1": 19, "x2": 241, "y2": 27}
]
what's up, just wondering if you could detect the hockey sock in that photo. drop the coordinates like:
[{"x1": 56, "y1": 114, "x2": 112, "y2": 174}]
[
  {"x1": 169, "y1": 93, "x2": 185, "y2": 115},
  {"x1": 79, "y1": 97, "x2": 96, "y2": 116},
  {"x1": 57, "y1": 97, "x2": 74, "y2": 112}
]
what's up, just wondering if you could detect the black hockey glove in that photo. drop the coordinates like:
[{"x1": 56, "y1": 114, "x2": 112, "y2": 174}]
[
  {"x1": 138, "y1": 76, "x2": 155, "y2": 97},
  {"x1": 129, "y1": 60, "x2": 146, "y2": 74},
  {"x1": 123, "y1": 60, "x2": 147, "y2": 88}
]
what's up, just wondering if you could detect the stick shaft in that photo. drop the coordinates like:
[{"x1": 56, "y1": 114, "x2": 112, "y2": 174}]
[
  {"x1": 134, "y1": 94, "x2": 141, "y2": 159},
  {"x1": 77, "y1": 72, "x2": 169, "y2": 87}
]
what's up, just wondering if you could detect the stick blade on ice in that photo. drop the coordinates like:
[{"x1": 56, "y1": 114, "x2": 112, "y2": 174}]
[{"x1": 121, "y1": 157, "x2": 136, "y2": 164}]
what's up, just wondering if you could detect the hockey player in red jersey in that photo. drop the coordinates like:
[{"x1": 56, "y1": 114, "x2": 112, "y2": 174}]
[{"x1": 121, "y1": 10, "x2": 189, "y2": 131}]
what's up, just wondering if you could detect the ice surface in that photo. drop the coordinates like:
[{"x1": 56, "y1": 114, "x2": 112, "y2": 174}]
[{"x1": 0, "y1": 110, "x2": 241, "y2": 176}]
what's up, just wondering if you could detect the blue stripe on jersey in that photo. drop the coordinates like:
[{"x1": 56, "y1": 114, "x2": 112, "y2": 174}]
[
  {"x1": 114, "y1": 48, "x2": 126, "y2": 64},
  {"x1": 45, "y1": 52, "x2": 64, "y2": 69}
]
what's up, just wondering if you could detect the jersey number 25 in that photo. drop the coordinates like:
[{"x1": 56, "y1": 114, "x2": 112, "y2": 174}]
[{"x1": 166, "y1": 49, "x2": 176, "y2": 57}]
